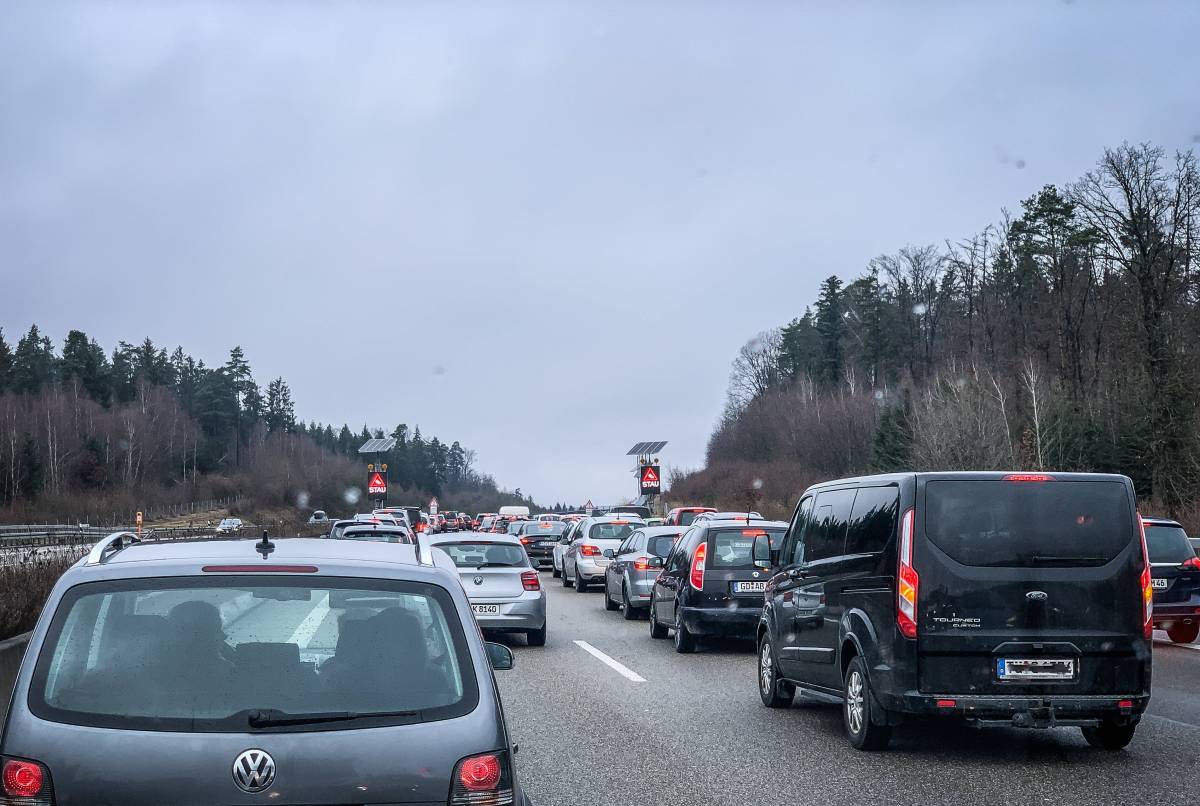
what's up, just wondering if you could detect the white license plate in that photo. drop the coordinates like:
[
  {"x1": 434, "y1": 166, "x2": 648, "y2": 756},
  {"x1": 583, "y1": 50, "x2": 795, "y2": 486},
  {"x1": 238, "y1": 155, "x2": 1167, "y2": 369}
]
[
  {"x1": 734, "y1": 581, "x2": 767, "y2": 593},
  {"x1": 997, "y1": 657, "x2": 1075, "y2": 680},
  {"x1": 538, "y1": 541, "x2": 557, "y2": 547},
  {"x1": 1151, "y1": 578, "x2": 1169, "y2": 589},
  {"x1": 471, "y1": 604, "x2": 500, "y2": 615}
]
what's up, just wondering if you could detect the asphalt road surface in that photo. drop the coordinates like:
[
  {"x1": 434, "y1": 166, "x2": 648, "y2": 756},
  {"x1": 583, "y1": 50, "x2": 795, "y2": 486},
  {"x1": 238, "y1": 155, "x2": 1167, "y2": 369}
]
[{"x1": 494, "y1": 575, "x2": 1200, "y2": 806}]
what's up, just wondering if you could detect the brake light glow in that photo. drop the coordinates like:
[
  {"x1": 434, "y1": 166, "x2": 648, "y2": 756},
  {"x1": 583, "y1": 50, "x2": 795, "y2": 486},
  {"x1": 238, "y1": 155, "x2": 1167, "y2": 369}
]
[
  {"x1": 521, "y1": 571, "x2": 541, "y2": 591},
  {"x1": 202, "y1": 565, "x2": 319, "y2": 573},
  {"x1": 458, "y1": 753, "x2": 501, "y2": 791},
  {"x1": 1181, "y1": 556, "x2": 1200, "y2": 571},
  {"x1": 611, "y1": 520, "x2": 629, "y2": 525},
  {"x1": 1118, "y1": 699, "x2": 1133, "y2": 709},
  {"x1": 690, "y1": 541, "x2": 707, "y2": 590},
  {"x1": 742, "y1": 529, "x2": 767, "y2": 537},
  {"x1": 580, "y1": 544, "x2": 601, "y2": 557},
  {"x1": 1138, "y1": 514, "x2": 1153, "y2": 639},
  {"x1": 2, "y1": 758, "x2": 44, "y2": 798},
  {"x1": 519, "y1": 537, "x2": 530, "y2": 545},
  {"x1": 936, "y1": 699, "x2": 956, "y2": 708},
  {"x1": 896, "y1": 507, "x2": 918, "y2": 639},
  {"x1": 1002, "y1": 473, "x2": 1055, "y2": 482},
  {"x1": 634, "y1": 558, "x2": 655, "y2": 571}
]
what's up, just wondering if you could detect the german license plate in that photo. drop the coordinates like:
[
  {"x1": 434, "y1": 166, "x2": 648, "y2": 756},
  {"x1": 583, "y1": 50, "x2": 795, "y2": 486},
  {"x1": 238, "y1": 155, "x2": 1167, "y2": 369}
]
[
  {"x1": 472, "y1": 604, "x2": 500, "y2": 615},
  {"x1": 997, "y1": 657, "x2": 1075, "y2": 680},
  {"x1": 1151, "y1": 578, "x2": 1168, "y2": 589},
  {"x1": 734, "y1": 581, "x2": 767, "y2": 593},
  {"x1": 538, "y1": 541, "x2": 557, "y2": 547}
]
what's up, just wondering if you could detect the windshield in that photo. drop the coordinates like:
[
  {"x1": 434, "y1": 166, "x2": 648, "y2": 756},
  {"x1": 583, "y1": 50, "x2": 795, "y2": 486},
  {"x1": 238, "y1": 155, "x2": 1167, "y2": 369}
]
[
  {"x1": 1146, "y1": 525, "x2": 1195, "y2": 564},
  {"x1": 436, "y1": 542, "x2": 529, "y2": 567},
  {"x1": 524, "y1": 521, "x2": 566, "y2": 536},
  {"x1": 32, "y1": 577, "x2": 476, "y2": 732},
  {"x1": 678, "y1": 511, "x2": 705, "y2": 526},
  {"x1": 588, "y1": 522, "x2": 637, "y2": 541},
  {"x1": 337, "y1": 529, "x2": 410, "y2": 543},
  {"x1": 709, "y1": 528, "x2": 786, "y2": 568},
  {"x1": 924, "y1": 480, "x2": 1134, "y2": 568},
  {"x1": 647, "y1": 535, "x2": 680, "y2": 557}
]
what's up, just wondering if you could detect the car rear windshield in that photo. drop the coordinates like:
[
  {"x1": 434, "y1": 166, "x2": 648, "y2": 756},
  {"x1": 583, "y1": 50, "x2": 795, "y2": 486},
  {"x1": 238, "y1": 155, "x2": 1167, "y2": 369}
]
[
  {"x1": 589, "y1": 522, "x2": 637, "y2": 541},
  {"x1": 708, "y1": 527, "x2": 786, "y2": 568},
  {"x1": 32, "y1": 576, "x2": 478, "y2": 732},
  {"x1": 924, "y1": 479, "x2": 1134, "y2": 568},
  {"x1": 678, "y1": 511, "x2": 706, "y2": 526},
  {"x1": 338, "y1": 529, "x2": 410, "y2": 543},
  {"x1": 437, "y1": 542, "x2": 529, "y2": 567},
  {"x1": 647, "y1": 535, "x2": 680, "y2": 557},
  {"x1": 1145, "y1": 525, "x2": 1195, "y2": 564},
  {"x1": 524, "y1": 521, "x2": 566, "y2": 535}
]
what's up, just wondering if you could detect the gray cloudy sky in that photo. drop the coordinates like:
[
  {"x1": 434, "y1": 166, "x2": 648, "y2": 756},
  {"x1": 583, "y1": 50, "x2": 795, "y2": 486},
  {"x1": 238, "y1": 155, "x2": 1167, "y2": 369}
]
[{"x1": 2, "y1": 1, "x2": 1199, "y2": 505}]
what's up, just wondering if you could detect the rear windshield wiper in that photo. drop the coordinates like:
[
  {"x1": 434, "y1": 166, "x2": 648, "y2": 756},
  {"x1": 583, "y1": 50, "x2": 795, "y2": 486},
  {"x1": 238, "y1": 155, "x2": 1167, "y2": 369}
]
[
  {"x1": 248, "y1": 708, "x2": 422, "y2": 728},
  {"x1": 471, "y1": 562, "x2": 518, "y2": 569}
]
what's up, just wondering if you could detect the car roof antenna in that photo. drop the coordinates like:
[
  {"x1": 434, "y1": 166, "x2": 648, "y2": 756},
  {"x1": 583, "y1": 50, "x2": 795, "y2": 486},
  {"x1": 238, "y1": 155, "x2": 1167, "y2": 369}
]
[{"x1": 257, "y1": 529, "x2": 275, "y2": 560}]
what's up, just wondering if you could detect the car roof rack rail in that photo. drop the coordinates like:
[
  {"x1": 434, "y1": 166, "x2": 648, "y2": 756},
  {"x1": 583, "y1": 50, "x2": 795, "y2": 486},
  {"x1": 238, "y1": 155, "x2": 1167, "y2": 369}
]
[{"x1": 86, "y1": 531, "x2": 141, "y2": 565}]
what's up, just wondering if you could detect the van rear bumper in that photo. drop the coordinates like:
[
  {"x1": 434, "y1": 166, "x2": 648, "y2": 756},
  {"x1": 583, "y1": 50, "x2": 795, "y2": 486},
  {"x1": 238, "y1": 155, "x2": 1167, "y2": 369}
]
[
  {"x1": 679, "y1": 605, "x2": 761, "y2": 637},
  {"x1": 877, "y1": 692, "x2": 1150, "y2": 727}
]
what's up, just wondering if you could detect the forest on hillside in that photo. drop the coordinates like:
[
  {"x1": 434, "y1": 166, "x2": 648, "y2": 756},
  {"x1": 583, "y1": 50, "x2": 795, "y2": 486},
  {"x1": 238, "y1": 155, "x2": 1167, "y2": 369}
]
[
  {"x1": 670, "y1": 142, "x2": 1200, "y2": 525},
  {"x1": 0, "y1": 329, "x2": 534, "y2": 523}
]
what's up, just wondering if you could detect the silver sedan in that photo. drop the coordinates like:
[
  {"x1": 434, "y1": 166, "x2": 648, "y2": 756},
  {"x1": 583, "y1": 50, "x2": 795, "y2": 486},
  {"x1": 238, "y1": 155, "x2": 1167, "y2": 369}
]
[
  {"x1": 603, "y1": 526, "x2": 684, "y2": 618},
  {"x1": 425, "y1": 532, "x2": 548, "y2": 646}
]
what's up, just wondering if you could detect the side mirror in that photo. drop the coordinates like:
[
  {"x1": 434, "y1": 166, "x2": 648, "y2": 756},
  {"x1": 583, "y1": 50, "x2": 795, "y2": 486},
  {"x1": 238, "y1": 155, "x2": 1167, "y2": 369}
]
[
  {"x1": 646, "y1": 556, "x2": 665, "y2": 569},
  {"x1": 560, "y1": 537, "x2": 571, "y2": 545},
  {"x1": 602, "y1": 548, "x2": 615, "y2": 559},
  {"x1": 485, "y1": 641, "x2": 514, "y2": 671},
  {"x1": 752, "y1": 534, "x2": 778, "y2": 570}
]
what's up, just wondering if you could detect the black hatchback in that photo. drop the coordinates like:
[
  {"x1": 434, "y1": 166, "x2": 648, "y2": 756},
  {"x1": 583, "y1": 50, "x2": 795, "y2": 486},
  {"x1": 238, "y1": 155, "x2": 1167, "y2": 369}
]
[
  {"x1": 648, "y1": 520, "x2": 787, "y2": 652},
  {"x1": 518, "y1": 520, "x2": 567, "y2": 569},
  {"x1": 1144, "y1": 516, "x2": 1200, "y2": 644}
]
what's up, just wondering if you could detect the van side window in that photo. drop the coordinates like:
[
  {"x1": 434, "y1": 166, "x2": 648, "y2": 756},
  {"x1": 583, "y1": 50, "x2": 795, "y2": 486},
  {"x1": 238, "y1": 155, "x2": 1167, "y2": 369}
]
[
  {"x1": 805, "y1": 488, "x2": 857, "y2": 562},
  {"x1": 785, "y1": 496, "x2": 815, "y2": 566},
  {"x1": 845, "y1": 486, "x2": 900, "y2": 555}
]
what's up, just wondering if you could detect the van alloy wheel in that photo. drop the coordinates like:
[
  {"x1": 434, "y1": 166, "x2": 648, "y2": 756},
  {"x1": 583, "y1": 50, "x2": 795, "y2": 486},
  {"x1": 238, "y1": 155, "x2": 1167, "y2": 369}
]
[{"x1": 845, "y1": 670, "x2": 865, "y2": 735}]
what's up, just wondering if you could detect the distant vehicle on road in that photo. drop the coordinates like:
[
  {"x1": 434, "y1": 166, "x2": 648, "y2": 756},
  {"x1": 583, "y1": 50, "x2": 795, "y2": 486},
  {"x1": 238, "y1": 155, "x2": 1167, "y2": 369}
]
[
  {"x1": 561, "y1": 516, "x2": 645, "y2": 592},
  {"x1": 498, "y1": 505, "x2": 530, "y2": 519},
  {"x1": 427, "y1": 533, "x2": 547, "y2": 646},
  {"x1": 644, "y1": 517, "x2": 666, "y2": 527},
  {"x1": 0, "y1": 532, "x2": 528, "y2": 805},
  {"x1": 691, "y1": 511, "x2": 762, "y2": 524},
  {"x1": 648, "y1": 520, "x2": 786, "y2": 649},
  {"x1": 551, "y1": 518, "x2": 585, "y2": 577},
  {"x1": 474, "y1": 513, "x2": 497, "y2": 530},
  {"x1": 306, "y1": 510, "x2": 329, "y2": 525},
  {"x1": 1144, "y1": 516, "x2": 1200, "y2": 644},
  {"x1": 665, "y1": 507, "x2": 716, "y2": 526},
  {"x1": 753, "y1": 472, "x2": 1151, "y2": 752},
  {"x1": 603, "y1": 525, "x2": 684, "y2": 618},
  {"x1": 536, "y1": 513, "x2": 562, "y2": 522},
  {"x1": 606, "y1": 505, "x2": 651, "y2": 519},
  {"x1": 214, "y1": 517, "x2": 243, "y2": 535},
  {"x1": 516, "y1": 520, "x2": 567, "y2": 570},
  {"x1": 335, "y1": 523, "x2": 414, "y2": 544}
]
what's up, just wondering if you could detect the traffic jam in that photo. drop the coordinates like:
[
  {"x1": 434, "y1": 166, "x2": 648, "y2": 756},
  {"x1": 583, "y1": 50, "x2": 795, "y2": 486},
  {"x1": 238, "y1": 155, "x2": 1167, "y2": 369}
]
[{"x1": 4, "y1": 461, "x2": 1200, "y2": 805}]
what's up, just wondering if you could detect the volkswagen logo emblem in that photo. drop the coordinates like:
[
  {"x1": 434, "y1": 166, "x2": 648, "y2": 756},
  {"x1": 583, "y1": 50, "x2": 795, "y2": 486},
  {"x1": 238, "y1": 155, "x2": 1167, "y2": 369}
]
[
  {"x1": 473, "y1": 575, "x2": 484, "y2": 586},
  {"x1": 1026, "y1": 590, "x2": 1048, "y2": 602},
  {"x1": 232, "y1": 749, "x2": 275, "y2": 794}
]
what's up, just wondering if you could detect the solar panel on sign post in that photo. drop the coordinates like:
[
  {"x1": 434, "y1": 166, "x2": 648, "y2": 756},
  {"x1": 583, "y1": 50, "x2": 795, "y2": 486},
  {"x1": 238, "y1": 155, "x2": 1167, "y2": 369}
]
[{"x1": 358, "y1": 438, "x2": 397, "y2": 454}]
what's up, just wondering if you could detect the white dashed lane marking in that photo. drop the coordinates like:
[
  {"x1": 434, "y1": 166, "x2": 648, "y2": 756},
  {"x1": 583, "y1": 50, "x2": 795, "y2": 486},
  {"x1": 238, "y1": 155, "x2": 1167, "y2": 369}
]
[{"x1": 573, "y1": 640, "x2": 647, "y2": 682}]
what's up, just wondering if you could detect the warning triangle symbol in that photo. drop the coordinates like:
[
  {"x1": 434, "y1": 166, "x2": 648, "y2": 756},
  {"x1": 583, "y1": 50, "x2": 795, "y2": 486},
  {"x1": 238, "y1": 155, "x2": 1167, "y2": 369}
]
[
  {"x1": 370, "y1": 472, "x2": 385, "y2": 487},
  {"x1": 642, "y1": 467, "x2": 659, "y2": 483}
]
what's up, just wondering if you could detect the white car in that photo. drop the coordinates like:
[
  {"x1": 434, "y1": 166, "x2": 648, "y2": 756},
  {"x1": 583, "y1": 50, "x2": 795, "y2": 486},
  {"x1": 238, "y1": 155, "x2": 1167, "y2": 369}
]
[
  {"x1": 214, "y1": 517, "x2": 243, "y2": 535},
  {"x1": 560, "y1": 515, "x2": 645, "y2": 592}
]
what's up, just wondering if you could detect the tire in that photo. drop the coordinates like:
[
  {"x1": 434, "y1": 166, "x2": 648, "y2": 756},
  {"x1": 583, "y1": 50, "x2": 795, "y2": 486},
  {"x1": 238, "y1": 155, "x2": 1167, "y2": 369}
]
[
  {"x1": 1168, "y1": 622, "x2": 1199, "y2": 644},
  {"x1": 526, "y1": 625, "x2": 547, "y2": 647},
  {"x1": 758, "y1": 634, "x2": 795, "y2": 708},
  {"x1": 843, "y1": 655, "x2": 892, "y2": 751},
  {"x1": 604, "y1": 581, "x2": 619, "y2": 610},
  {"x1": 621, "y1": 584, "x2": 639, "y2": 621},
  {"x1": 649, "y1": 599, "x2": 668, "y2": 639},
  {"x1": 575, "y1": 571, "x2": 589, "y2": 593},
  {"x1": 1081, "y1": 719, "x2": 1137, "y2": 750},
  {"x1": 673, "y1": 613, "x2": 697, "y2": 654},
  {"x1": 561, "y1": 562, "x2": 572, "y2": 587},
  {"x1": 551, "y1": 561, "x2": 561, "y2": 579}
]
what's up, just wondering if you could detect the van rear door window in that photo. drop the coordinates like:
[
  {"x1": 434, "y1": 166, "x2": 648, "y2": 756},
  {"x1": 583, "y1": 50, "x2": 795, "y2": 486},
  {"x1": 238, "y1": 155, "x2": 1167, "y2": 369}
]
[{"x1": 924, "y1": 480, "x2": 1133, "y2": 567}]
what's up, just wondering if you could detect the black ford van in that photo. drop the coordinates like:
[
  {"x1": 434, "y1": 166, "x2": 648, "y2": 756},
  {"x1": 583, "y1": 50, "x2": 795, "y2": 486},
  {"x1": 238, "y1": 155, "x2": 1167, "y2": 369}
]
[{"x1": 753, "y1": 472, "x2": 1152, "y2": 751}]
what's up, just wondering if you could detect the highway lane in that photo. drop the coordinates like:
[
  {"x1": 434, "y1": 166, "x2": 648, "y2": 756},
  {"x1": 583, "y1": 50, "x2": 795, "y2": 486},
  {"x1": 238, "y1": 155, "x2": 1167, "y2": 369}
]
[{"x1": 496, "y1": 575, "x2": 1200, "y2": 806}]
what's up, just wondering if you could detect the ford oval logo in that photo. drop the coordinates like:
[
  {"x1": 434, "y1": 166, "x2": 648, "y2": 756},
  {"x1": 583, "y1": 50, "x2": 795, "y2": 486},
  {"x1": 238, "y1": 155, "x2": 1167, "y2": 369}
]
[
  {"x1": 232, "y1": 749, "x2": 275, "y2": 794},
  {"x1": 1026, "y1": 590, "x2": 1048, "y2": 602}
]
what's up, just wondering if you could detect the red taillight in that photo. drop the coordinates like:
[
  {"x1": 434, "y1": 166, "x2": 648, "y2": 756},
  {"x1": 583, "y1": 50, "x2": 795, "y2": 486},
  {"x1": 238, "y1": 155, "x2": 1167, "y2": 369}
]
[
  {"x1": 742, "y1": 529, "x2": 767, "y2": 537},
  {"x1": 633, "y1": 558, "x2": 654, "y2": 571},
  {"x1": 521, "y1": 570, "x2": 541, "y2": 591},
  {"x1": 690, "y1": 541, "x2": 707, "y2": 590},
  {"x1": 896, "y1": 507, "x2": 918, "y2": 639},
  {"x1": 458, "y1": 753, "x2": 501, "y2": 791},
  {"x1": 519, "y1": 537, "x2": 531, "y2": 545},
  {"x1": 580, "y1": 544, "x2": 601, "y2": 557},
  {"x1": 936, "y1": 699, "x2": 956, "y2": 708},
  {"x1": 1181, "y1": 556, "x2": 1200, "y2": 571},
  {"x1": 2, "y1": 758, "x2": 45, "y2": 798},
  {"x1": 1002, "y1": 473, "x2": 1056, "y2": 482},
  {"x1": 1118, "y1": 699, "x2": 1134, "y2": 709},
  {"x1": 1138, "y1": 514, "x2": 1153, "y2": 639}
]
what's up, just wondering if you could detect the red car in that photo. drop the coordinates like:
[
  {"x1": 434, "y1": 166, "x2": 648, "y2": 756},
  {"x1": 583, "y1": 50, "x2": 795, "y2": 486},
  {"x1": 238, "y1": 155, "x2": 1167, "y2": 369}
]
[{"x1": 664, "y1": 506, "x2": 716, "y2": 527}]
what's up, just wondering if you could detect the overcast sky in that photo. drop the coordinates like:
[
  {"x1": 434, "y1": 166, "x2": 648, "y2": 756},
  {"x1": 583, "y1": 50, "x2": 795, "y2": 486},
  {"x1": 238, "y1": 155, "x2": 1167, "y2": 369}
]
[{"x1": 2, "y1": 2, "x2": 1199, "y2": 505}]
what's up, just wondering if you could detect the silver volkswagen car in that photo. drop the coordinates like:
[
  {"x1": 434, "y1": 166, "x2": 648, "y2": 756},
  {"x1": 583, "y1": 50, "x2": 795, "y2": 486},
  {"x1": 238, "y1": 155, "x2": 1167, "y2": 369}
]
[
  {"x1": 560, "y1": 516, "x2": 645, "y2": 593},
  {"x1": 1, "y1": 531, "x2": 532, "y2": 805},
  {"x1": 602, "y1": 525, "x2": 684, "y2": 618},
  {"x1": 427, "y1": 532, "x2": 548, "y2": 646}
]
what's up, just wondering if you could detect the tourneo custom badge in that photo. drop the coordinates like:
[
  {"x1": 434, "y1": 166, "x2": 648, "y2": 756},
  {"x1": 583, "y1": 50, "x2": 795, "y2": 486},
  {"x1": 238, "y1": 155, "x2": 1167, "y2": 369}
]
[{"x1": 233, "y1": 749, "x2": 276, "y2": 794}]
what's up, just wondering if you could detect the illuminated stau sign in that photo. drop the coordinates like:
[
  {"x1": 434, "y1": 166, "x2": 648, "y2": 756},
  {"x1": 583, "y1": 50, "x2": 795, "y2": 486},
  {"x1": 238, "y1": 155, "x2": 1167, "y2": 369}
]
[
  {"x1": 367, "y1": 471, "x2": 388, "y2": 497},
  {"x1": 639, "y1": 465, "x2": 661, "y2": 495}
]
